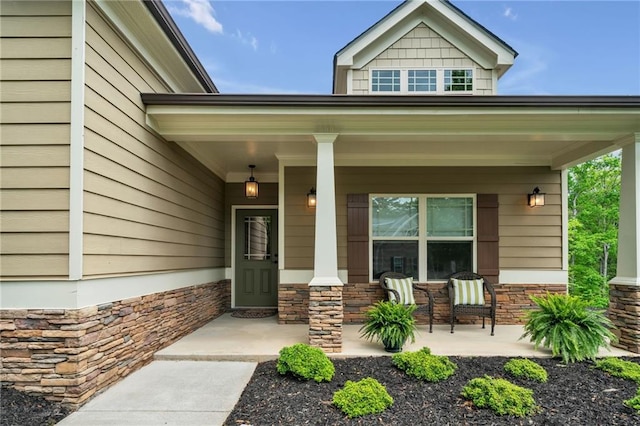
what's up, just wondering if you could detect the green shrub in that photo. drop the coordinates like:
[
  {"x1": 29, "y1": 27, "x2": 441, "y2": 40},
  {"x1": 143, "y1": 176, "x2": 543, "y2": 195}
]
[
  {"x1": 461, "y1": 376, "x2": 538, "y2": 417},
  {"x1": 504, "y1": 359, "x2": 548, "y2": 383},
  {"x1": 520, "y1": 292, "x2": 617, "y2": 363},
  {"x1": 624, "y1": 387, "x2": 640, "y2": 413},
  {"x1": 276, "y1": 343, "x2": 335, "y2": 383},
  {"x1": 332, "y1": 377, "x2": 393, "y2": 418},
  {"x1": 359, "y1": 301, "x2": 417, "y2": 352},
  {"x1": 594, "y1": 357, "x2": 640, "y2": 384},
  {"x1": 392, "y1": 347, "x2": 457, "y2": 382}
]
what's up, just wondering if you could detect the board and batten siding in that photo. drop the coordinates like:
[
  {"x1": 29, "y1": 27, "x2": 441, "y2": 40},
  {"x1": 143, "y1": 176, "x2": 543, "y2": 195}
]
[
  {"x1": 284, "y1": 166, "x2": 562, "y2": 278},
  {"x1": 0, "y1": 1, "x2": 72, "y2": 278},
  {"x1": 82, "y1": 3, "x2": 225, "y2": 277},
  {"x1": 351, "y1": 23, "x2": 494, "y2": 95}
]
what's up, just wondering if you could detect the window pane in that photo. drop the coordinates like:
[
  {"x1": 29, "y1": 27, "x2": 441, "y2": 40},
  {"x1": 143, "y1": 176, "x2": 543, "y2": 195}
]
[
  {"x1": 427, "y1": 241, "x2": 472, "y2": 280},
  {"x1": 372, "y1": 70, "x2": 400, "y2": 92},
  {"x1": 372, "y1": 197, "x2": 419, "y2": 237},
  {"x1": 444, "y1": 69, "x2": 473, "y2": 91},
  {"x1": 373, "y1": 241, "x2": 419, "y2": 279},
  {"x1": 408, "y1": 69, "x2": 436, "y2": 92},
  {"x1": 427, "y1": 197, "x2": 473, "y2": 236},
  {"x1": 244, "y1": 216, "x2": 271, "y2": 260}
]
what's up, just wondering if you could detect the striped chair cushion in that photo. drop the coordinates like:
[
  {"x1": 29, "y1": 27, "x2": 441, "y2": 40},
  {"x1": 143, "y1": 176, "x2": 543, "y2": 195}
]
[
  {"x1": 385, "y1": 277, "x2": 416, "y2": 305},
  {"x1": 452, "y1": 278, "x2": 485, "y2": 305}
]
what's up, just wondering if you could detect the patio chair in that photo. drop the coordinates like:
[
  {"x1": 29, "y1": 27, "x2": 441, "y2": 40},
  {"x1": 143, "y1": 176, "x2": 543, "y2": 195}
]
[
  {"x1": 447, "y1": 271, "x2": 496, "y2": 336},
  {"x1": 379, "y1": 272, "x2": 434, "y2": 333}
]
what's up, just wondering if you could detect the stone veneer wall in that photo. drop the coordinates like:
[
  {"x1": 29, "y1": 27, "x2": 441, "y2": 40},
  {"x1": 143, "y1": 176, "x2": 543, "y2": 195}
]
[
  {"x1": 308, "y1": 286, "x2": 343, "y2": 353},
  {"x1": 279, "y1": 282, "x2": 566, "y2": 325},
  {"x1": 0, "y1": 280, "x2": 231, "y2": 407},
  {"x1": 609, "y1": 284, "x2": 640, "y2": 354}
]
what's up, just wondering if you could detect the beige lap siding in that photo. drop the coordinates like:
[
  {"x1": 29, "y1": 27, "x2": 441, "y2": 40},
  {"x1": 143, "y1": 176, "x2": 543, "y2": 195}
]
[
  {"x1": 82, "y1": 3, "x2": 224, "y2": 277},
  {"x1": 284, "y1": 166, "x2": 562, "y2": 275},
  {"x1": 0, "y1": 280, "x2": 231, "y2": 407},
  {"x1": 0, "y1": 0, "x2": 72, "y2": 278}
]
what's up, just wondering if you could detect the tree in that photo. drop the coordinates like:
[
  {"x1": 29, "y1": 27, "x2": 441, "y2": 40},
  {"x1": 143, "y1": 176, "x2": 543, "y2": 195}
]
[{"x1": 568, "y1": 154, "x2": 620, "y2": 308}]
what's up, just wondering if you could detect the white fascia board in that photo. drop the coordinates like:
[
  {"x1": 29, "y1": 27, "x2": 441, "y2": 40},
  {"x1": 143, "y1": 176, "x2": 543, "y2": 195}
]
[
  {"x1": 335, "y1": 0, "x2": 419, "y2": 67},
  {"x1": 0, "y1": 268, "x2": 226, "y2": 310},
  {"x1": 93, "y1": 0, "x2": 205, "y2": 93},
  {"x1": 338, "y1": 0, "x2": 513, "y2": 72}
]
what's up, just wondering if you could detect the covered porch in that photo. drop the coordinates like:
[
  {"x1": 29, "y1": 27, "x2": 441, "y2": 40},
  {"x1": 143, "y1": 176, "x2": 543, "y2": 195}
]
[
  {"x1": 155, "y1": 312, "x2": 638, "y2": 361},
  {"x1": 142, "y1": 94, "x2": 640, "y2": 354}
]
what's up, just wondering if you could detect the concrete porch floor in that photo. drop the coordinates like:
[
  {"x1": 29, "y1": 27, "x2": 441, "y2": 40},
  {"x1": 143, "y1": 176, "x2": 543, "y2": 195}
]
[{"x1": 155, "y1": 313, "x2": 637, "y2": 361}]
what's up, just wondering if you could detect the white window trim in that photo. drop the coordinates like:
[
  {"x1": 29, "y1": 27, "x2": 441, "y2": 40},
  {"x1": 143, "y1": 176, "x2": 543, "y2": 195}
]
[
  {"x1": 369, "y1": 68, "x2": 474, "y2": 95},
  {"x1": 369, "y1": 194, "x2": 477, "y2": 282}
]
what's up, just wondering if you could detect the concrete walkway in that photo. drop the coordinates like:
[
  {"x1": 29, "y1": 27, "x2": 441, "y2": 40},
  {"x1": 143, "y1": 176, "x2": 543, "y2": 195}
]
[
  {"x1": 57, "y1": 360, "x2": 256, "y2": 426},
  {"x1": 58, "y1": 313, "x2": 638, "y2": 426}
]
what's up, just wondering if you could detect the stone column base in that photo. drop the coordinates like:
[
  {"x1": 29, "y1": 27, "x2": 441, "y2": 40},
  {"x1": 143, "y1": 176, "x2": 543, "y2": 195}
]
[
  {"x1": 609, "y1": 284, "x2": 640, "y2": 353},
  {"x1": 308, "y1": 285, "x2": 343, "y2": 353}
]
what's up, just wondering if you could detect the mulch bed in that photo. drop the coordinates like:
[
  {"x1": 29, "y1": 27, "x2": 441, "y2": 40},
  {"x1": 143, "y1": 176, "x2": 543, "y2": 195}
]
[
  {"x1": 225, "y1": 356, "x2": 640, "y2": 425},
  {"x1": 1, "y1": 386, "x2": 72, "y2": 426},
  {"x1": 3, "y1": 356, "x2": 640, "y2": 425}
]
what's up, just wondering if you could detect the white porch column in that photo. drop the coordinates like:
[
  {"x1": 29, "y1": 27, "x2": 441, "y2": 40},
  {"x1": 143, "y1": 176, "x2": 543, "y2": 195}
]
[
  {"x1": 609, "y1": 135, "x2": 640, "y2": 353},
  {"x1": 310, "y1": 134, "x2": 342, "y2": 285},
  {"x1": 610, "y1": 137, "x2": 640, "y2": 286},
  {"x1": 308, "y1": 133, "x2": 343, "y2": 353}
]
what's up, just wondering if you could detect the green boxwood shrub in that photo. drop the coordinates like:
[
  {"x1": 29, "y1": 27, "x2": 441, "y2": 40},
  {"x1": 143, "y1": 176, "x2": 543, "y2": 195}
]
[
  {"x1": 504, "y1": 358, "x2": 548, "y2": 383},
  {"x1": 520, "y1": 292, "x2": 617, "y2": 363},
  {"x1": 332, "y1": 377, "x2": 393, "y2": 418},
  {"x1": 276, "y1": 343, "x2": 335, "y2": 383},
  {"x1": 461, "y1": 376, "x2": 538, "y2": 417},
  {"x1": 594, "y1": 357, "x2": 640, "y2": 384},
  {"x1": 624, "y1": 387, "x2": 640, "y2": 413},
  {"x1": 392, "y1": 347, "x2": 457, "y2": 382}
]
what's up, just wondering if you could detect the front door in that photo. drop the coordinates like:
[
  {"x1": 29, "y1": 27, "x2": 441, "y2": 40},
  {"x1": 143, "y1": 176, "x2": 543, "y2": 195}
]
[{"x1": 235, "y1": 209, "x2": 278, "y2": 307}]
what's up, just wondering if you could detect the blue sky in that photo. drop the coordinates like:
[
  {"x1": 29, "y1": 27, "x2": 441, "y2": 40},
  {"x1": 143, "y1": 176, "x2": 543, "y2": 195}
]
[{"x1": 165, "y1": 0, "x2": 640, "y2": 95}]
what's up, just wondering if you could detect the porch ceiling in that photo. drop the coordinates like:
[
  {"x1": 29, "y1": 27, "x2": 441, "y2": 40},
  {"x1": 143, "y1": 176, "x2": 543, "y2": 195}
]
[{"x1": 142, "y1": 94, "x2": 640, "y2": 181}]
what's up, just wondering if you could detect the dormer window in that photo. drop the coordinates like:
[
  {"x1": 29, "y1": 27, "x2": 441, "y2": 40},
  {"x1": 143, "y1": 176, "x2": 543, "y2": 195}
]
[
  {"x1": 444, "y1": 69, "x2": 473, "y2": 92},
  {"x1": 370, "y1": 68, "x2": 473, "y2": 94},
  {"x1": 408, "y1": 70, "x2": 437, "y2": 92},
  {"x1": 371, "y1": 70, "x2": 400, "y2": 92}
]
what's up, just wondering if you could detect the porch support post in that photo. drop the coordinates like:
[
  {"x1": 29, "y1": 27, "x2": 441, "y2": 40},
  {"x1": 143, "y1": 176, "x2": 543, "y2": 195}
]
[
  {"x1": 308, "y1": 133, "x2": 343, "y2": 353},
  {"x1": 609, "y1": 135, "x2": 640, "y2": 353}
]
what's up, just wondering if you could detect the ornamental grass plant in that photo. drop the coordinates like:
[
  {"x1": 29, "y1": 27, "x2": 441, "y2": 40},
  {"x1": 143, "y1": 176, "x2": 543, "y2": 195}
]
[{"x1": 520, "y1": 292, "x2": 617, "y2": 363}]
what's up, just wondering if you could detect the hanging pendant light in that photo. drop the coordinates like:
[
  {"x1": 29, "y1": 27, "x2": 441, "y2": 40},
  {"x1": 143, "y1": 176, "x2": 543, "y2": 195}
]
[{"x1": 245, "y1": 165, "x2": 259, "y2": 199}]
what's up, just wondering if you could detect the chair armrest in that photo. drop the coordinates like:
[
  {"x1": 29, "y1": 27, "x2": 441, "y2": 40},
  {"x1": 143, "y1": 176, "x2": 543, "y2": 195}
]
[
  {"x1": 380, "y1": 280, "x2": 401, "y2": 302},
  {"x1": 412, "y1": 284, "x2": 434, "y2": 302},
  {"x1": 485, "y1": 281, "x2": 497, "y2": 308},
  {"x1": 413, "y1": 284, "x2": 434, "y2": 313}
]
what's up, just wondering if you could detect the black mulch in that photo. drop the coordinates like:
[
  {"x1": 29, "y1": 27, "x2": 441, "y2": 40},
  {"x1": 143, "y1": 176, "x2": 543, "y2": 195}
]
[
  {"x1": 225, "y1": 356, "x2": 640, "y2": 426},
  {"x1": 1, "y1": 386, "x2": 72, "y2": 426}
]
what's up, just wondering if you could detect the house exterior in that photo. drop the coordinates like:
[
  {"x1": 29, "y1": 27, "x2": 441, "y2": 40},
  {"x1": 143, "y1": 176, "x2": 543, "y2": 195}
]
[{"x1": 1, "y1": 0, "x2": 639, "y2": 407}]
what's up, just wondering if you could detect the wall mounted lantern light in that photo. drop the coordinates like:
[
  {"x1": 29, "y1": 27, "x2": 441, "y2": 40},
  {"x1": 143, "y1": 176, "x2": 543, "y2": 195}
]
[
  {"x1": 244, "y1": 165, "x2": 259, "y2": 199},
  {"x1": 307, "y1": 187, "x2": 317, "y2": 208},
  {"x1": 528, "y1": 187, "x2": 545, "y2": 207}
]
